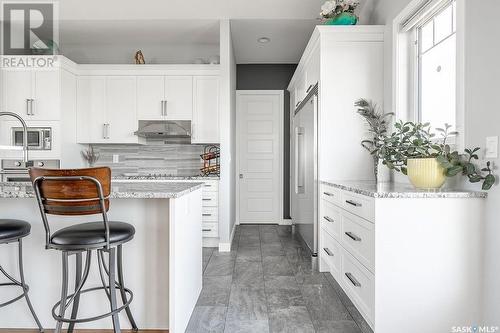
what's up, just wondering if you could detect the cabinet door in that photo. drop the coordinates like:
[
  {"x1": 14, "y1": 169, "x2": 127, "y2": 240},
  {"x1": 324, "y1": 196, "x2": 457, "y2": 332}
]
[
  {"x1": 192, "y1": 76, "x2": 219, "y2": 144},
  {"x1": 137, "y1": 76, "x2": 165, "y2": 120},
  {"x1": 1, "y1": 70, "x2": 32, "y2": 118},
  {"x1": 305, "y1": 45, "x2": 320, "y2": 93},
  {"x1": 106, "y1": 76, "x2": 138, "y2": 143},
  {"x1": 76, "y1": 76, "x2": 107, "y2": 143},
  {"x1": 294, "y1": 72, "x2": 306, "y2": 108},
  {"x1": 32, "y1": 70, "x2": 60, "y2": 120},
  {"x1": 164, "y1": 76, "x2": 193, "y2": 120}
]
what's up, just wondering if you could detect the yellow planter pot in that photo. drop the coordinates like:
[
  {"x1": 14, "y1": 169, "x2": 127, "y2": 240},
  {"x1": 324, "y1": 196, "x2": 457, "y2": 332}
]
[{"x1": 407, "y1": 158, "x2": 446, "y2": 189}]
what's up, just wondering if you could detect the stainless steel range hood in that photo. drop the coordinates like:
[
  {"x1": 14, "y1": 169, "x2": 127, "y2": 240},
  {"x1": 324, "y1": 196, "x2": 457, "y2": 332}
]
[{"x1": 134, "y1": 120, "x2": 192, "y2": 144}]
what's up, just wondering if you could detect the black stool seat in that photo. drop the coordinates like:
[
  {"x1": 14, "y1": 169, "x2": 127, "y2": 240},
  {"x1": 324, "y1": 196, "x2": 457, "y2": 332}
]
[
  {"x1": 51, "y1": 222, "x2": 135, "y2": 249},
  {"x1": 0, "y1": 219, "x2": 31, "y2": 242}
]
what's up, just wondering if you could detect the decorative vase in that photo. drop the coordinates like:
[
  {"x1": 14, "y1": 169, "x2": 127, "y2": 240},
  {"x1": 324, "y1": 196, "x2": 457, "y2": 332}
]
[
  {"x1": 407, "y1": 158, "x2": 446, "y2": 189},
  {"x1": 323, "y1": 13, "x2": 358, "y2": 25}
]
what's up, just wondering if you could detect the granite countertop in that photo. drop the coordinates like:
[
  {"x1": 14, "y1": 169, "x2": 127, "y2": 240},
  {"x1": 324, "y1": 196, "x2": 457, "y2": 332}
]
[
  {"x1": 112, "y1": 175, "x2": 220, "y2": 181},
  {"x1": 321, "y1": 180, "x2": 488, "y2": 199},
  {"x1": 0, "y1": 181, "x2": 203, "y2": 199}
]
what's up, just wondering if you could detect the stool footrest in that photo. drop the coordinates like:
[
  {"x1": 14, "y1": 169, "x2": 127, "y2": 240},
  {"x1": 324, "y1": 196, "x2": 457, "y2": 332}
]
[{"x1": 52, "y1": 285, "x2": 134, "y2": 324}]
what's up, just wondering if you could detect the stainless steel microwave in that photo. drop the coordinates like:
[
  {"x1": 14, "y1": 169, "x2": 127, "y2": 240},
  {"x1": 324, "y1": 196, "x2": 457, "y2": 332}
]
[{"x1": 11, "y1": 127, "x2": 52, "y2": 150}]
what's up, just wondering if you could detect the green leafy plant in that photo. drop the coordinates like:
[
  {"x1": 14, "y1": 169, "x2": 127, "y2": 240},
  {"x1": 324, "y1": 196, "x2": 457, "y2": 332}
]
[
  {"x1": 378, "y1": 121, "x2": 496, "y2": 190},
  {"x1": 355, "y1": 99, "x2": 394, "y2": 181}
]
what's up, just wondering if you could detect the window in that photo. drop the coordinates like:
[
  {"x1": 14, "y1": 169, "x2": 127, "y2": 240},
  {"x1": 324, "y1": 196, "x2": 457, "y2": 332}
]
[{"x1": 415, "y1": 1, "x2": 457, "y2": 133}]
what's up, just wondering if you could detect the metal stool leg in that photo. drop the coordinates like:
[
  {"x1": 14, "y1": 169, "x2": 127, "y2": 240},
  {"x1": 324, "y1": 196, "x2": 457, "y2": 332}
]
[
  {"x1": 67, "y1": 252, "x2": 82, "y2": 333},
  {"x1": 18, "y1": 239, "x2": 44, "y2": 332},
  {"x1": 117, "y1": 245, "x2": 138, "y2": 331},
  {"x1": 108, "y1": 247, "x2": 121, "y2": 333},
  {"x1": 55, "y1": 251, "x2": 69, "y2": 333}
]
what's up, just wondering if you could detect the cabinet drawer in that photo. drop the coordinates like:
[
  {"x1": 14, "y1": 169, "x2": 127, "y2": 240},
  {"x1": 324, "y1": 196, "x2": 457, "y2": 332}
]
[
  {"x1": 321, "y1": 230, "x2": 342, "y2": 280},
  {"x1": 341, "y1": 250, "x2": 374, "y2": 326},
  {"x1": 202, "y1": 207, "x2": 218, "y2": 222},
  {"x1": 202, "y1": 181, "x2": 219, "y2": 192},
  {"x1": 341, "y1": 210, "x2": 374, "y2": 272},
  {"x1": 341, "y1": 191, "x2": 374, "y2": 222},
  {"x1": 202, "y1": 223, "x2": 218, "y2": 237},
  {"x1": 202, "y1": 191, "x2": 218, "y2": 207},
  {"x1": 320, "y1": 200, "x2": 341, "y2": 241},
  {"x1": 321, "y1": 184, "x2": 341, "y2": 206}
]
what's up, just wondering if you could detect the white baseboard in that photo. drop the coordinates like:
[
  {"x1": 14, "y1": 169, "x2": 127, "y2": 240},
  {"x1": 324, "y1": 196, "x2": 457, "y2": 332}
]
[
  {"x1": 218, "y1": 223, "x2": 237, "y2": 252},
  {"x1": 281, "y1": 218, "x2": 293, "y2": 225}
]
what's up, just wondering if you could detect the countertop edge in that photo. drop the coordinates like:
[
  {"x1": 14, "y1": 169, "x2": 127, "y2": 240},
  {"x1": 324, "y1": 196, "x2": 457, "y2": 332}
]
[{"x1": 320, "y1": 180, "x2": 488, "y2": 199}]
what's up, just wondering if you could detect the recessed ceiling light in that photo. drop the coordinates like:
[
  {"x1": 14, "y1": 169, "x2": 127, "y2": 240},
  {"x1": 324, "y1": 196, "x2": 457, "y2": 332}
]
[{"x1": 257, "y1": 37, "x2": 271, "y2": 44}]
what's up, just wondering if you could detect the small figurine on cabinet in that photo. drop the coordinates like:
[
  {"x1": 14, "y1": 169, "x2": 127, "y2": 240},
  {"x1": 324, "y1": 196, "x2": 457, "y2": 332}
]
[{"x1": 134, "y1": 50, "x2": 145, "y2": 64}]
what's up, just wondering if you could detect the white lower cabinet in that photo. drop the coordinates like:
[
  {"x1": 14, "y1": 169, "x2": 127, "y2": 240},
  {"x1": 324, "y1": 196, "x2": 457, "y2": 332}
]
[{"x1": 319, "y1": 181, "x2": 485, "y2": 333}]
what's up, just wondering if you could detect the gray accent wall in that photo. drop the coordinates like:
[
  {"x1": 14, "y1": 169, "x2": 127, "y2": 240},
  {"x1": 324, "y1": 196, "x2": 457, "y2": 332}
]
[{"x1": 237, "y1": 64, "x2": 297, "y2": 219}]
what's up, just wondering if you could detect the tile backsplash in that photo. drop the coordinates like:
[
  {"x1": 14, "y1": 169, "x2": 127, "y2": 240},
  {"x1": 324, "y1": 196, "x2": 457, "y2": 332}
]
[{"x1": 91, "y1": 144, "x2": 208, "y2": 176}]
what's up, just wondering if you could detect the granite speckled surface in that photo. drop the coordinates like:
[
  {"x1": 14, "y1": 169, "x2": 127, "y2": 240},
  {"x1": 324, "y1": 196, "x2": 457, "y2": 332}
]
[
  {"x1": 113, "y1": 175, "x2": 220, "y2": 181},
  {"x1": 0, "y1": 181, "x2": 202, "y2": 199},
  {"x1": 321, "y1": 180, "x2": 488, "y2": 199}
]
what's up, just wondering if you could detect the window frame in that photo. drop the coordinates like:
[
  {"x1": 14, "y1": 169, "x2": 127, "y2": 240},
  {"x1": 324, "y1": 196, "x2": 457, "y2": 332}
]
[{"x1": 393, "y1": 0, "x2": 465, "y2": 149}]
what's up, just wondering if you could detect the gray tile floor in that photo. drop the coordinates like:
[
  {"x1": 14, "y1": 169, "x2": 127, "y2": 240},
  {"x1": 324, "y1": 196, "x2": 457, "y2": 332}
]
[{"x1": 186, "y1": 225, "x2": 373, "y2": 333}]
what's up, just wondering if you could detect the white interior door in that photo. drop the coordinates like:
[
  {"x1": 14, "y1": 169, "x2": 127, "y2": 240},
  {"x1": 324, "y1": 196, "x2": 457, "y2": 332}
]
[{"x1": 237, "y1": 91, "x2": 283, "y2": 224}]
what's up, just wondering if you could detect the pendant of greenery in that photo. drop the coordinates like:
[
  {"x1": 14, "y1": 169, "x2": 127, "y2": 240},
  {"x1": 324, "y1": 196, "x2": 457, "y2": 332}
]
[
  {"x1": 355, "y1": 99, "x2": 394, "y2": 181},
  {"x1": 377, "y1": 121, "x2": 496, "y2": 190}
]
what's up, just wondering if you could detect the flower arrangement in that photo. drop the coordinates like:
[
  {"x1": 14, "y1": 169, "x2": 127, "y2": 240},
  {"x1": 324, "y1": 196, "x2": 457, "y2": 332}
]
[{"x1": 320, "y1": 0, "x2": 359, "y2": 23}]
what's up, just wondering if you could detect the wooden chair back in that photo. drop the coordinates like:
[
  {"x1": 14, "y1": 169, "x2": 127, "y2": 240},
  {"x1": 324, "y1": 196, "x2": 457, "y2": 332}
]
[{"x1": 29, "y1": 167, "x2": 111, "y2": 216}]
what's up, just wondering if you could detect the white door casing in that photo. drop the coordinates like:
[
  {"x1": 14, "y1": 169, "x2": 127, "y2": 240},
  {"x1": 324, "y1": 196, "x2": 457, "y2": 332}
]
[{"x1": 236, "y1": 91, "x2": 284, "y2": 225}]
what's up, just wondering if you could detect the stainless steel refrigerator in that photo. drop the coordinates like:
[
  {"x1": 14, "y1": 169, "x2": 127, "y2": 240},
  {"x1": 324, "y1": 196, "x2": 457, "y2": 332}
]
[{"x1": 290, "y1": 85, "x2": 318, "y2": 255}]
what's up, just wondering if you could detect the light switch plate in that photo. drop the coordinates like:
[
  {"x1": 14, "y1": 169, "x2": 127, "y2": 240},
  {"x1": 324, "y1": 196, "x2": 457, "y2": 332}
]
[
  {"x1": 485, "y1": 136, "x2": 498, "y2": 159},
  {"x1": 113, "y1": 154, "x2": 120, "y2": 163}
]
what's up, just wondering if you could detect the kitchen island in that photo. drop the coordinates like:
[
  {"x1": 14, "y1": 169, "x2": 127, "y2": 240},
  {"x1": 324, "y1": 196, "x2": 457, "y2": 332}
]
[{"x1": 0, "y1": 181, "x2": 203, "y2": 333}]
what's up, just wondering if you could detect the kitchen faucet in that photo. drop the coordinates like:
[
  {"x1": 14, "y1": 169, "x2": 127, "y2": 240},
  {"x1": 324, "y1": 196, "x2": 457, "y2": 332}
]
[{"x1": 0, "y1": 112, "x2": 28, "y2": 166}]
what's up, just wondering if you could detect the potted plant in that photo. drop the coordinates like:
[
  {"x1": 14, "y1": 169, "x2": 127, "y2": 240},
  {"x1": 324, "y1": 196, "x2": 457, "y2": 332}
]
[
  {"x1": 377, "y1": 121, "x2": 496, "y2": 190},
  {"x1": 355, "y1": 99, "x2": 394, "y2": 182},
  {"x1": 320, "y1": 0, "x2": 359, "y2": 25}
]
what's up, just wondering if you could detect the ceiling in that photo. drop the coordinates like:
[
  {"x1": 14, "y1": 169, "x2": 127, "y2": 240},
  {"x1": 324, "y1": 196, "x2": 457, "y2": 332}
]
[
  {"x1": 56, "y1": 0, "x2": 372, "y2": 64},
  {"x1": 231, "y1": 19, "x2": 318, "y2": 64}
]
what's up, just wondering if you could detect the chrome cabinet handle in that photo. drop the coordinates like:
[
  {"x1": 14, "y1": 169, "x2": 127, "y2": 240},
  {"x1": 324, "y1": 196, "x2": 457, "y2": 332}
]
[
  {"x1": 323, "y1": 192, "x2": 335, "y2": 197},
  {"x1": 103, "y1": 123, "x2": 107, "y2": 139},
  {"x1": 26, "y1": 99, "x2": 30, "y2": 115},
  {"x1": 30, "y1": 99, "x2": 34, "y2": 115},
  {"x1": 346, "y1": 200, "x2": 362, "y2": 207},
  {"x1": 345, "y1": 272, "x2": 361, "y2": 287},
  {"x1": 202, "y1": 198, "x2": 211, "y2": 201},
  {"x1": 161, "y1": 100, "x2": 165, "y2": 116},
  {"x1": 103, "y1": 123, "x2": 110, "y2": 139},
  {"x1": 306, "y1": 84, "x2": 313, "y2": 93},
  {"x1": 296, "y1": 101, "x2": 301, "y2": 107},
  {"x1": 202, "y1": 228, "x2": 212, "y2": 232},
  {"x1": 202, "y1": 213, "x2": 212, "y2": 217},
  {"x1": 345, "y1": 232, "x2": 362, "y2": 242},
  {"x1": 164, "y1": 100, "x2": 167, "y2": 116},
  {"x1": 323, "y1": 216, "x2": 334, "y2": 223},
  {"x1": 323, "y1": 248, "x2": 334, "y2": 256}
]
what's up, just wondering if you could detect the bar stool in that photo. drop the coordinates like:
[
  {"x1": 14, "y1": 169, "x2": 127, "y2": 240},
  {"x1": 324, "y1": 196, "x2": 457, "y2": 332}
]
[
  {"x1": 29, "y1": 167, "x2": 138, "y2": 333},
  {"x1": 0, "y1": 219, "x2": 43, "y2": 332}
]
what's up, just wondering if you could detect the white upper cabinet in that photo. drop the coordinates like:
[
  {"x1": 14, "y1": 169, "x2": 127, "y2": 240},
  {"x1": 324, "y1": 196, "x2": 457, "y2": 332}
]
[
  {"x1": 192, "y1": 76, "x2": 219, "y2": 144},
  {"x1": 1, "y1": 69, "x2": 60, "y2": 120},
  {"x1": 305, "y1": 44, "x2": 320, "y2": 92},
  {"x1": 137, "y1": 76, "x2": 165, "y2": 120},
  {"x1": 164, "y1": 76, "x2": 193, "y2": 120},
  {"x1": 137, "y1": 75, "x2": 193, "y2": 121},
  {"x1": 77, "y1": 76, "x2": 140, "y2": 144},
  {"x1": 77, "y1": 76, "x2": 107, "y2": 144},
  {"x1": 106, "y1": 76, "x2": 138, "y2": 143}
]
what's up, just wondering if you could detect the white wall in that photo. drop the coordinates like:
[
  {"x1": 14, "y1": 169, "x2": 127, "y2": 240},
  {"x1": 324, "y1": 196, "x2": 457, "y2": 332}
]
[
  {"x1": 218, "y1": 20, "x2": 237, "y2": 249},
  {"x1": 61, "y1": 43, "x2": 220, "y2": 65},
  {"x1": 370, "y1": 0, "x2": 500, "y2": 325}
]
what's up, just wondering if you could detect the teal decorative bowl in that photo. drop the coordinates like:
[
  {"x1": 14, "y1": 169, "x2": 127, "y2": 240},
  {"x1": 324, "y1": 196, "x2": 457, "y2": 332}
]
[{"x1": 323, "y1": 12, "x2": 358, "y2": 25}]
